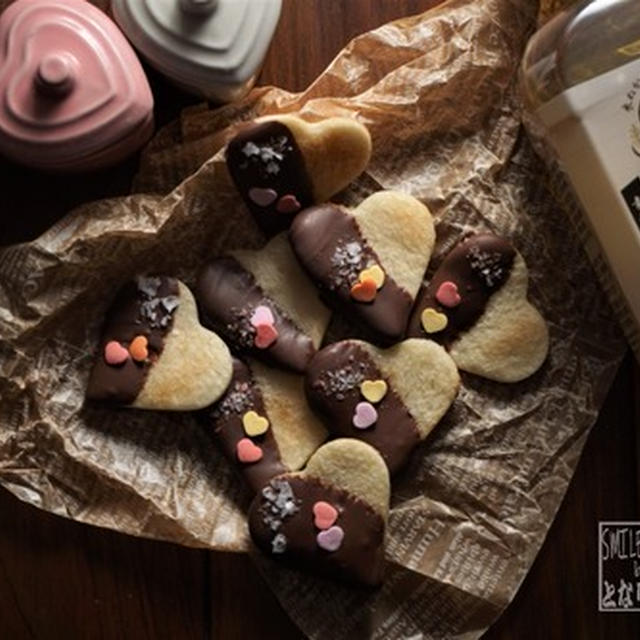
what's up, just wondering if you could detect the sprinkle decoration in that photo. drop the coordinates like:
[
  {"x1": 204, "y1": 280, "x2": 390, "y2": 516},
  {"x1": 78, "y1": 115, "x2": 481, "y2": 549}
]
[
  {"x1": 135, "y1": 276, "x2": 180, "y2": 330},
  {"x1": 248, "y1": 187, "x2": 278, "y2": 207},
  {"x1": 275, "y1": 194, "x2": 301, "y2": 214},
  {"x1": 436, "y1": 281, "x2": 461, "y2": 308},
  {"x1": 467, "y1": 245, "x2": 507, "y2": 288},
  {"x1": 104, "y1": 341, "x2": 129, "y2": 366},
  {"x1": 240, "y1": 134, "x2": 291, "y2": 177},
  {"x1": 271, "y1": 533, "x2": 287, "y2": 554},
  {"x1": 254, "y1": 323, "x2": 279, "y2": 349},
  {"x1": 250, "y1": 305, "x2": 278, "y2": 349},
  {"x1": 312, "y1": 362, "x2": 366, "y2": 400},
  {"x1": 236, "y1": 438, "x2": 263, "y2": 463},
  {"x1": 129, "y1": 335, "x2": 149, "y2": 362},
  {"x1": 261, "y1": 479, "x2": 300, "y2": 532},
  {"x1": 242, "y1": 410, "x2": 270, "y2": 437},
  {"x1": 350, "y1": 277, "x2": 377, "y2": 302},
  {"x1": 359, "y1": 265, "x2": 385, "y2": 290},
  {"x1": 250, "y1": 305, "x2": 275, "y2": 327},
  {"x1": 360, "y1": 379, "x2": 388, "y2": 404},
  {"x1": 313, "y1": 501, "x2": 338, "y2": 530},
  {"x1": 352, "y1": 401, "x2": 378, "y2": 429},
  {"x1": 210, "y1": 381, "x2": 252, "y2": 419},
  {"x1": 350, "y1": 265, "x2": 386, "y2": 302},
  {"x1": 316, "y1": 525, "x2": 344, "y2": 552},
  {"x1": 330, "y1": 241, "x2": 367, "y2": 290},
  {"x1": 420, "y1": 308, "x2": 448, "y2": 334}
]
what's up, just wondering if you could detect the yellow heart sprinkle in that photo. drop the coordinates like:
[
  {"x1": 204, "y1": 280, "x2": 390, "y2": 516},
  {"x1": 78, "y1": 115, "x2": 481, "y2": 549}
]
[
  {"x1": 242, "y1": 410, "x2": 270, "y2": 437},
  {"x1": 360, "y1": 379, "x2": 388, "y2": 404},
  {"x1": 359, "y1": 265, "x2": 385, "y2": 290},
  {"x1": 420, "y1": 307, "x2": 448, "y2": 333}
]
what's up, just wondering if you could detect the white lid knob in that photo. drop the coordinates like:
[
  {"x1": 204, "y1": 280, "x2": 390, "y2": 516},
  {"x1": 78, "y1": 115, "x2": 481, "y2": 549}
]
[{"x1": 179, "y1": 0, "x2": 217, "y2": 15}]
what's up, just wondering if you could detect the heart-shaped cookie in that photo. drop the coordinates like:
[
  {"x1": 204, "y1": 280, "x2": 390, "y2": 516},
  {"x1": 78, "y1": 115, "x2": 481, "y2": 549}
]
[
  {"x1": 406, "y1": 234, "x2": 549, "y2": 382},
  {"x1": 248, "y1": 439, "x2": 389, "y2": 586},
  {"x1": 86, "y1": 276, "x2": 232, "y2": 410},
  {"x1": 290, "y1": 191, "x2": 435, "y2": 342},
  {"x1": 204, "y1": 358, "x2": 327, "y2": 493},
  {"x1": 305, "y1": 339, "x2": 460, "y2": 474},
  {"x1": 226, "y1": 115, "x2": 371, "y2": 234},
  {"x1": 197, "y1": 233, "x2": 331, "y2": 373}
]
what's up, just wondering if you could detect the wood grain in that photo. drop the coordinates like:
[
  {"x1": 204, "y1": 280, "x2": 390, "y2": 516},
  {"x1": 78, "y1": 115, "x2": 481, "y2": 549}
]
[
  {"x1": 0, "y1": 1, "x2": 639, "y2": 639},
  {"x1": 260, "y1": 0, "x2": 443, "y2": 93},
  {"x1": 0, "y1": 490, "x2": 207, "y2": 640},
  {"x1": 485, "y1": 354, "x2": 640, "y2": 640}
]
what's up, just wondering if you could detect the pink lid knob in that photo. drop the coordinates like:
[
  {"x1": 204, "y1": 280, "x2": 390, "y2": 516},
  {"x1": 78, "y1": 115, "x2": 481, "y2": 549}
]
[
  {"x1": 35, "y1": 53, "x2": 75, "y2": 97},
  {"x1": 179, "y1": 0, "x2": 217, "y2": 15}
]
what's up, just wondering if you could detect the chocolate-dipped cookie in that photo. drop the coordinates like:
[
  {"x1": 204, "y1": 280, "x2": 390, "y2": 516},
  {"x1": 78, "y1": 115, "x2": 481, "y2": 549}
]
[
  {"x1": 196, "y1": 233, "x2": 331, "y2": 373},
  {"x1": 226, "y1": 115, "x2": 371, "y2": 235},
  {"x1": 406, "y1": 234, "x2": 549, "y2": 382},
  {"x1": 248, "y1": 439, "x2": 389, "y2": 586},
  {"x1": 305, "y1": 339, "x2": 459, "y2": 473},
  {"x1": 203, "y1": 358, "x2": 327, "y2": 493},
  {"x1": 86, "y1": 276, "x2": 232, "y2": 410},
  {"x1": 290, "y1": 191, "x2": 435, "y2": 342}
]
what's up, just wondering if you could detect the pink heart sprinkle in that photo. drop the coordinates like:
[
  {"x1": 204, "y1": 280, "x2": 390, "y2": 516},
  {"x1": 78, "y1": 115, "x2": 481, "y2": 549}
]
[
  {"x1": 104, "y1": 340, "x2": 129, "y2": 366},
  {"x1": 248, "y1": 187, "x2": 278, "y2": 207},
  {"x1": 352, "y1": 401, "x2": 378, "y2": 429},
  {"x1": 250, "y1": 305, "x2": 275, "y2": 327},
  {"x1": 236, "y1": 438, "x2": 263, "y2": 463},
  {"x1": 316, "y1": 525, "x2": 344, "y2": 552},
  {"x1": 436, "y1": 281, "x2": 461, "y2": 308},
  {"x1": 313, "y1": 501, "x2": 338, "y2": 530},
  {"x1": 275, "y1": 194, "x2": 301, "y2": 214},
  {"x1": 254, "y1": 323, "x2": 278, "y2": 349}
]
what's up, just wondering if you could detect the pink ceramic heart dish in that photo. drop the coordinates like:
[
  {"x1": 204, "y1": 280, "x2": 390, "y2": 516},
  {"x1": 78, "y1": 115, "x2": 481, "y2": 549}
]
[{"x1": 0, "y1": 0, "x2": 154, "y2": 172}]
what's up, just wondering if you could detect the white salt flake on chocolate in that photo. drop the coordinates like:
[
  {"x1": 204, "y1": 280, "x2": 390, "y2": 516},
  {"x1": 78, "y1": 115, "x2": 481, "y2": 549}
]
[
  {"x1": 467, "y1": 245, "x2": 508, "y2": 289},
  {"x1": 136, "y1": 276, "x2": 162, "y2": 298},
  {"x1": 139, "y1": 298, "x2": 160, "y2": 324},
  {"x1": 346, "y1": 242, "x2": 361, "y2": 257},
  {"x1": 314, "y1": 364, "x2": 366, "y2": 399},
  {"x1": 134, "y1": 277, "x2": 180, "y2": 330},
  {"x1": 225, "y1": 307, "x2": 255, "y2": 349},
  {"x1": 265, "y1": 161, "x2": 280, "y2": 175},
  {"x1": 282, "y1": 499, "x2": 298, "y2": 517},
  {"x1": 161, "y1": 295, "x2": 180, "y2": 314},
  {"x1": 242, "y1": 141, "x2": 260, "y2": 157},
  {"x1": 260, "y1": 479, "x2": 300, "y2": 536},
  {"x1": 330, "y1": 241, "x2": 368, "y2": 290},
  {"x1": 241, "y1": 134, "x2": 293, "y2": 180},
  {"x1": 271, "y1": 533, "x2": 287, "y2": 554},
  {"x1": 211, "y1": 381, "x2": 252, "y2": 419},
  {"x1": 259, "y1": 146, "x2": 284, "y2": 163}
]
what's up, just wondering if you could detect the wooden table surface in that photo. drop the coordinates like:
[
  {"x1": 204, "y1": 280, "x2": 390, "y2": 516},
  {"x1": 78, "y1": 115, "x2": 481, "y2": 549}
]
[{"x1": 1, "y1": 1, "x2": 639, "y2": 638}]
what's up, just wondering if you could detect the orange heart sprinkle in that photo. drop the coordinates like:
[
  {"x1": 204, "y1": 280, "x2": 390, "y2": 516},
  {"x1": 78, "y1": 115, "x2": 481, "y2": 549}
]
[
  {"x1": 350, "y1": 277, "x2": 377, "y2": 302},
  {"x1": 129, "y1": 335, "x2": 149, "y2": 362}
]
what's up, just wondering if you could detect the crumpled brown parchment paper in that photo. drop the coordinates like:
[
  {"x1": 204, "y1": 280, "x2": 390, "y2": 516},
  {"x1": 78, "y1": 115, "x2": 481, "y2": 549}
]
[{"x1": 0, "y1": 0, "x2": 627, "y2": 638}]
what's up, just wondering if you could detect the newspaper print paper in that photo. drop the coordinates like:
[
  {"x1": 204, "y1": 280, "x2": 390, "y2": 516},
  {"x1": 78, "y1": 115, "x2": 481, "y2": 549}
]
[{"x1": 0, "y1": 0, "x2": 627, "y2": 637}]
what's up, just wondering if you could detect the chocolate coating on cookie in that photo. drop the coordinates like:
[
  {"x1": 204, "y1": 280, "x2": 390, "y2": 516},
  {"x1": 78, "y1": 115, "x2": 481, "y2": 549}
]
[
  {"x1": 226, "y1": 121, "x2": 314, "y2": 235},
  {"x1": 290, "y1": 204, "x2": 414, "y2": 342},
  {"x1": 249, "y1": 476, "x2": 385, "y2": 586},
  {"x1": 86, "y1": 276, "x2": 179, "y2": 405},
  {"x1": 305, "y1": 342, "x2": 420, "y2": 474},
  {"x1": 205, "y1": 359, "x2": 286, "y2": 493},
  {"x1": 196, "y1": 257, "x2": 316, "y2": 373},
  {"x1": 406, "y1": 234, "x2": 516, "y2": 346}
]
